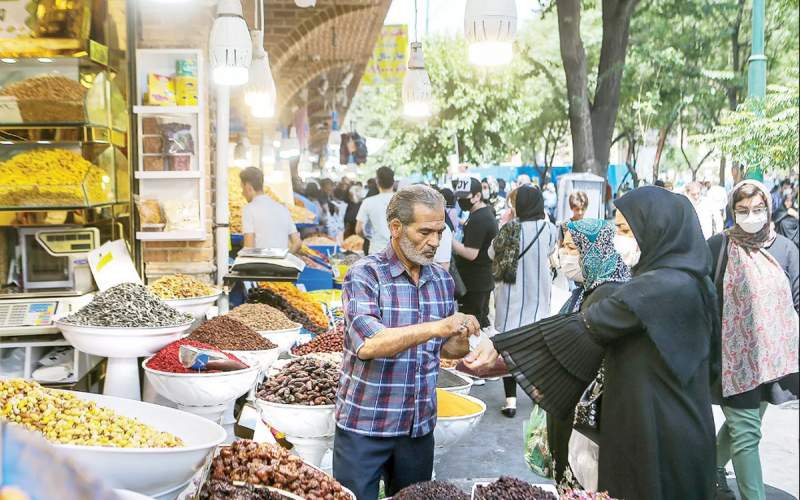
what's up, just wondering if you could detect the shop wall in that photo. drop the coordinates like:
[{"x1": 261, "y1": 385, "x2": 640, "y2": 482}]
[{"x1": 137, "y1": 3, "x2": 216, "y2": 282}]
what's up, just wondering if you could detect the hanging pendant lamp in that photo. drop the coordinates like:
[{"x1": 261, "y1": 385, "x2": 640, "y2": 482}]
[
  {"x1": 464, "y1": 0, "x2": 517, "y2": 67},
  {"x1": 209, "y1": 0, "x2": 252, "y2": 86},
  {"x1": 402, "y1": 42, "x2": 433, "y2": 119},
  {"x1": 245, "y1": 32, "x2": 277, "y2": 118}
]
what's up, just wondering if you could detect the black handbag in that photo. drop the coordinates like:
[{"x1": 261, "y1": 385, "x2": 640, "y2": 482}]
[{"x1": 573, "y1": 366, "x2": 604, "y2": 432}]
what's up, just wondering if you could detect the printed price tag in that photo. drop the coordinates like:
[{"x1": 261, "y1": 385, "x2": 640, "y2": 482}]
[{"x1": 0, "y1": 97, "x2": 22, "y2": 123}]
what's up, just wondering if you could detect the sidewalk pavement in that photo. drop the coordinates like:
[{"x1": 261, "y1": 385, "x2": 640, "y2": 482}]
[{"x1": 436, "y1": 380, "x2": 799, "y2": 499}]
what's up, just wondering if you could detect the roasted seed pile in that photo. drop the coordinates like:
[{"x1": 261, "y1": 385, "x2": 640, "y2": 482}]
[
  {"x1": 437, "y1": 369, "x2": 468, "y2": 389},
  {"x1": 61, "y1": 283, "x2": 192, "y2": 328},
  {"x1": 393, "y1": 481, "x2": 469, "y2": 500},
  {"x1": 149, "y1": 274, "x2": 216, "y2": 299},
  {"x1": 227, "y1": 303, "x2": 299, "y2": 331},
  {"x1": 290, "y1": 330, "x2": 344, "y2": 356},
  {"x1": 188, "y1": 316, "x2": 277, "y2": 351},
  {"x1": 0, "y1": 74, "x2": 86, "y2": 101},
  {"x1": 257, "y1": 358, "x2": 338, "y2": 406},
  {"x1": 211, "y1": 440, "x2": 351, "y2": 499},
  {"x1": 0, "y1": 379, "x2": 183, "y2": 448},
  {"x1": 561, "y1": 490, "x2": 616, "y2": 500},
  {"x1": 474, "y1": 477, "x2": 558, "y2": 500}
]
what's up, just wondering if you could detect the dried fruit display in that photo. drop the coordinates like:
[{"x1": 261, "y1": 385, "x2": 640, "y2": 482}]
[
  {"x1": 259, "y1": 283, "x2": 328, "y2": 329},
  {"x1": 0, "y1": 149, "x2": 112, "y2": 207},
  {"x1": 0, "y1": 74, "x2": 86, "y2": 122},
  {"x1": 257, "y1": 358, "x2": 338, "y2": 406}
]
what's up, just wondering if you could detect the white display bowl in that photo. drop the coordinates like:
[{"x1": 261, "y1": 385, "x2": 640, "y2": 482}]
[
  {"x1": 142, "y1": 358, "x2": 260, "y2": 408},
  {"x1": 440, "y1": 369, "x2": 474, "y2": 396},
  {"x1": 434, "y1": 393, "x2": 487, "y2": 450},
  {"x1": 225, "y1": 348, "x2": 281, "y2": 372},
  {"x1": 259, "y1": 326, "x2": 302, "y2": 353},
  {"x1": 163, "y1": 292, "x2": 222, "y2": 321},
  {"x1": 56, "y1": 321, "x2": 194, "y2": 359},
  {"x1": 255, "y1": 399, "x2": 336, "y2": 438},
  {"x1": 53, "y1": 391, "x2": 226, "y2": 497}
]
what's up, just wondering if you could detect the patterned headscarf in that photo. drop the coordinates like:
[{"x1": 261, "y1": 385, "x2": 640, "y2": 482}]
[
  {"x1": 563, "y1": 218, "x2": 631, "y2": 311},
  {"x1": 727, "y1": 179, "x2": 777, "y2": 251}
]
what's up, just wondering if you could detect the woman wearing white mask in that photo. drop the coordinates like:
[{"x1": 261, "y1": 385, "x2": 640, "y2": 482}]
[
  {"x1": 707, "y1": 180, "x2": 799, "y2": 500},
  {"x1": 489, "y1": 185, "x2": 558, "y2": 418},
  {"x1": 549, "y1": 219, "x2": 631, "y2": 487}
]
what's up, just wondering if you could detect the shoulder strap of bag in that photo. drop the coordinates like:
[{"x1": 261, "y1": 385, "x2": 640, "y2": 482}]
[
  {"x1": 713, "y1": 233, "x2": 727, "y2": 287},
  {"x1": 519, "y1": 223, "x2": 547, "y2": 259}
]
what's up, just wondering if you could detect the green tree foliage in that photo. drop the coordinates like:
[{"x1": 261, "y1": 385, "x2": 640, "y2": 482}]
[{"x1": 704, "y1": 81, "x2": 799, "y2": 174}]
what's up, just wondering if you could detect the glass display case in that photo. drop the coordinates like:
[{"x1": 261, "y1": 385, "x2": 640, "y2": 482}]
[{"x1": 0, "y1": 57, "x2": 127, "y2": 130}]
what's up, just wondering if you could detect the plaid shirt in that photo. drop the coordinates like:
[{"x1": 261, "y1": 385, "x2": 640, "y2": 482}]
[{"x1": 336, "y1": 245, "x2": 455, "y2": 438}]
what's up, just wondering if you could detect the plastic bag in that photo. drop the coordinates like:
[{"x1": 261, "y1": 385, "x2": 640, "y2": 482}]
[
  {"x1": 163, "y1": 200, "x2": 199, "y2": 231},
  {"x1": 524, "y1": 405, "x2": 553, "y2": 478},
  {"x1": 135, "y1": 198, "x2": 164, "y2": 225},
  {"x1": 568, "y1": 430, "x2": 599, "y2": 491},
  {"x1": 160, "y1": 121, "x2": 194, "y2": 155}
]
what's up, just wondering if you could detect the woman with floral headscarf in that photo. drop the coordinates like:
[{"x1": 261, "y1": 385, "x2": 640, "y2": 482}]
[
  {"x1": 707, "y1": 180, "x2": 799, "y2": 500},
  {"x1": 548, "y1": 219, "x2": 631, "y2": 486}
]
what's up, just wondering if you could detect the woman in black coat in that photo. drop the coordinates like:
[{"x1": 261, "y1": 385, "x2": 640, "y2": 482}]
[{"x1": 466, "y1": 186, "x2": 718, "y2": 500}]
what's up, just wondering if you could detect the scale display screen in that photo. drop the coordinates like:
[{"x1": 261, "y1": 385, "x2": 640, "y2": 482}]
[{"x1": 0, "y1": 302, "x2": 57, "y2": 328}]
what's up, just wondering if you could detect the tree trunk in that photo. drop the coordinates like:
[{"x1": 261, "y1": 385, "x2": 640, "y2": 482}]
[
  {"x1": 557, "y1": 0, "x2": 639, "y2": 178},
  {"x1": 625, "y1": 134, "x2": 640, "y2": 187},
  {"x1": 727, "y1": 0, "x2": 746, "y2": 111},
  {"x1": 652, "y1": 123, "x2": 671, "y2": 183},
  {"x1": 719, "y1": 155, "x2": 726, "y2": 187},
  {"x1": 590, "y1": 0, "x2": 640, "y2": 178},
  {"x1": 557, "y1": 0, "x2": 598, "y2": 174}
]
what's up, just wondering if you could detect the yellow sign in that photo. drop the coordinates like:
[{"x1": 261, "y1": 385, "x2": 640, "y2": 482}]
[{"x1": 362, "y1": 25, "x2": 408, "y2": 86}]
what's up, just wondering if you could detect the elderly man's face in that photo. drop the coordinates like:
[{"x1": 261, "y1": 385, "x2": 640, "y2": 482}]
[{"x1": 392, "y1": 204, "x2": 446, "y2": 266}]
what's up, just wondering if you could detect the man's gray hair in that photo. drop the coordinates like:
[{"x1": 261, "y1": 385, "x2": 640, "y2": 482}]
[{"x1": 386, "y1": 185, "x2": 445, "y2": 225}]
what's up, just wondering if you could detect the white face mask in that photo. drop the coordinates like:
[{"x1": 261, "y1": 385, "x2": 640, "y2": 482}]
[
  {"x1": 482, "y1": 189, "x2": 491, "y2": 200},
  {"x1": 736, "y1": 212, "x2": 768, "y2": 234},
  {"x1": 559, "y1": 252, "x2": 584, "y2": 283},
  {"x1": 614, "y1": 235, "x2": 641, "y2": 268}
]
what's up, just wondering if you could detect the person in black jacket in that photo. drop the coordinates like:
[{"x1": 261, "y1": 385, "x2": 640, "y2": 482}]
[
  {"x1": 772, "y1": 193, "x2": 799, "y2": 248},
  {"x1": 707, "y1": 180, "x2": 799, "y2": 500}
]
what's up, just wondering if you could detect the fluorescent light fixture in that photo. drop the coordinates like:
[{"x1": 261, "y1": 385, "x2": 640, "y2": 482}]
[
  {"x1": 402, "y1": 42, "x2": 433, "y2": 118},
  {"x1": 1, "y1": 58, "x2": 17, "y2": 64},
  {"x1": 37, "y1": 58, "x2": 54, "y2": 63},
  {"x1": 209, "y1": 0, "x2": 252, "y2": 86},
  {"x1": 295, "y1": 0, "x2": 316, "y2": 7},
  {"x1": 245, "y1": 32, "x2": 277, "y2": 118},
  {"x1": 464, "y1": 0, "x2": 517, "y2": 67}
]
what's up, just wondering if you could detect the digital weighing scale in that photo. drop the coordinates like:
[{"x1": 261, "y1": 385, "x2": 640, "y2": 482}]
[{"x1": 0, "y1": 227, "x2": 101, "y2": 385}]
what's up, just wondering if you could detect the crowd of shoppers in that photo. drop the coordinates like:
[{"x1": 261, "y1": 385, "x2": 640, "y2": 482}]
[{"x1": 306, "y1": 165, "x2": 799, "y2": 500}]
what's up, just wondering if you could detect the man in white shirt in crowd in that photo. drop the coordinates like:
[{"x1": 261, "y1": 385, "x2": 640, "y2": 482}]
[
  {"x1": 685, "y1": 181, "x2": 722, "y2": 239},
  {"x1": 356, "y1": 166, "x2": 395, "y2": 255},
  {"x1": 240, "y1": 167, "x2": 301, "y2": 253}
]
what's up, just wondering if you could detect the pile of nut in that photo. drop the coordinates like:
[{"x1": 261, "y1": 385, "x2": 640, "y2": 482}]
[
  {"x1": 253, "y1": 283, "x2": 329, "y2": 333},
  {"x1": 227, "y1": 303, "x2": 299, "y2": 331},
  {"x1": 393, "y1": 480, "x2": 468, "y2": 500},
  {"x1": 149, "y1": 274, "x2": 217, "y2": 300},
  {"x1": 290, "y1": 330, "x2": 344, "y2": 356},
  {"x1": 210, "y1": 440, "x2": 351, "y2": 499},
  {"x1": 0, "y1": 379, "x2": 183, "y2": 448},
  {"x1": 188, "y1": 316, "x2": 277, "y2": 351},
  {"x1": 257, "y1": 358, "x2": 338, "y2": 406},
  {"x1": 474, "y1": 477, "x2": 558, "y2": 500},
  {"x1": 199, "y1": 480, "x2": 285, "y2": 500}
]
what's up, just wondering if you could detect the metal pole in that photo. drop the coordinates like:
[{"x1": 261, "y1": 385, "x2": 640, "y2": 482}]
[
  {"x1": 745, "y1": 0, "x2": 767, "y2": 180},
  {"x1": 215, "y1": 86, "x2": 231, "y2": 296},
  {"x1": 747, "y1": 0, "x2": 767, "y2": 99}
]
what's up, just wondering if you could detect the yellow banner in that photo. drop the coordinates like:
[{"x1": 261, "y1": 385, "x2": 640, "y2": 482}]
[{"x1": 362, "y1": 24, "x2": 408, "y2": 86}]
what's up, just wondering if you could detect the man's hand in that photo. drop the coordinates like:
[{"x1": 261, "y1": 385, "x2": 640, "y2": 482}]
[
  {"x1": 463, "y1": 336, "x2": 500, "y2": 371},
  {"x1": 434, "y1": 313, "x2": 480, "y2": 339}
]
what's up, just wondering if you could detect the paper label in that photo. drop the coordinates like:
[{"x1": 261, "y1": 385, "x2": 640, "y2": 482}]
[
  {"x1": 0, "y1": 97, "x2": 22, "y2": 122},
  {"x1": 88, "y1": 240, "x2": 141, "y2": 291}
]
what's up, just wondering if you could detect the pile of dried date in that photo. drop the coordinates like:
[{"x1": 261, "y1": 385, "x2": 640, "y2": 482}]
[
  {"x1": 474, "y1": 476, "x2": 558, "y2": 499},
  {"x1": 210, "y1": 440, "x2": 351, "y2": 499},
  {"x1": 257, "y1": 358, "x2": 338, "y2": 406},
  {"x1": 290, "y1": 330, "x2": 344, "y2": 356}
]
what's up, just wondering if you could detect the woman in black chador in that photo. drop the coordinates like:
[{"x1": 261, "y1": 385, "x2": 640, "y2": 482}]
[{"x1": 466, "y1": 186, "x2": 718, "y2": 500}]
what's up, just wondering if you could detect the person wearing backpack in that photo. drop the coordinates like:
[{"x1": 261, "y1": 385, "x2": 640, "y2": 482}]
[
  {"x1": 708, "y1": 180, "x2": 799, "y2": 500},
  {"x1": 489, "y1": 185, "x2": 558, "y2": 417}
]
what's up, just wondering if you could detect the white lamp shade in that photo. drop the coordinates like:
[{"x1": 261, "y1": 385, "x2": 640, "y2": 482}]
[
  {"x1": 245, "y1": 44, "x2": 277, "y2": 118},
  {"x1": 295, "y1": 0, "x2": 316, "y2": 6},
  {"x1": 464, "y1": 0, "x2": 517, "y2": 66},
  {"x1": 402, "y1": 42, "x2": 433, "y2": 118},
  {"x1": 210, "y1": 0, "x2": 252, "y2": 86}
]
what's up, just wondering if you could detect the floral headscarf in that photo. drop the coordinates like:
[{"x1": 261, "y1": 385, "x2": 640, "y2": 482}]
[{"x1": 562, "y1": 218, "x2": 631, "y2": 312}]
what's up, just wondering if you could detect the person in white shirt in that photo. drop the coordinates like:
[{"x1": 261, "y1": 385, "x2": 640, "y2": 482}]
[
  {"x1": 434, "y1": 224, "x2": 453, "y2": 269},
  {"x1": 356, "y1": 166, "x2": 395, "y2": 255},
  {"x1": 240, "y1": 167, "x2": 301, "y2": 253},
  {"x1": 685, "y1": 181, "x2": 723, "y2": 239}
]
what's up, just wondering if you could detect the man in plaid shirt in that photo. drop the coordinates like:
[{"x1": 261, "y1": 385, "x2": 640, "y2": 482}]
[{"x1": 333, "y1": 185, "x2": 480, "y2": 500}]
